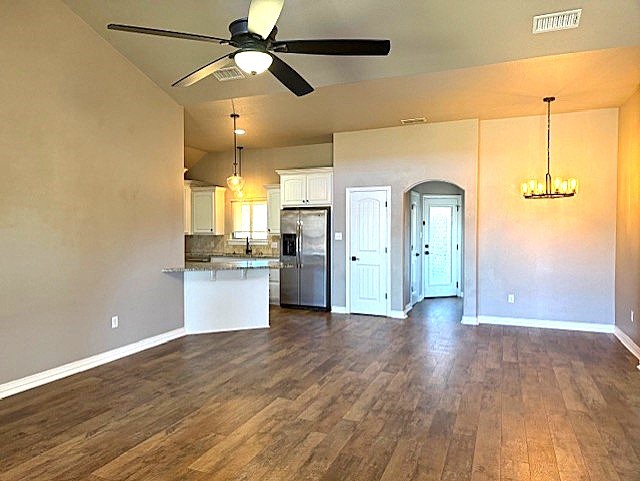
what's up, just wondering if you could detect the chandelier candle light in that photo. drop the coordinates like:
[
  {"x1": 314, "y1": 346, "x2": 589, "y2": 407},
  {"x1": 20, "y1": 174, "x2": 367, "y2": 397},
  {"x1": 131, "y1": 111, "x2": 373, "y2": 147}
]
[
  {"x1": 226, "y1": 113, "x2": 245, "y2": 193},
  {"x1": 521, "y1": 97, "x2": 578, "y2": 199}
]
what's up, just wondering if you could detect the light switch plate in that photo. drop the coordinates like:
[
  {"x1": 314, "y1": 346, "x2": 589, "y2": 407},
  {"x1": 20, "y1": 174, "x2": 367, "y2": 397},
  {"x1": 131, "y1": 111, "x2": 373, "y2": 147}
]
[
  {"x1": 271, "y1": 242, "x2": 278, "y2": 249},
  {"x1": 334, "y1": 232, "x2": 343, "y2": 241}
]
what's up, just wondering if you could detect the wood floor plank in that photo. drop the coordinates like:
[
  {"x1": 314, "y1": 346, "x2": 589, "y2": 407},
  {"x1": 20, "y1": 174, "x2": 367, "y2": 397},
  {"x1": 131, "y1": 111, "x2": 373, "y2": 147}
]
[{"x1": 1, "y1": 299, "x2": 639, "y2": 481}]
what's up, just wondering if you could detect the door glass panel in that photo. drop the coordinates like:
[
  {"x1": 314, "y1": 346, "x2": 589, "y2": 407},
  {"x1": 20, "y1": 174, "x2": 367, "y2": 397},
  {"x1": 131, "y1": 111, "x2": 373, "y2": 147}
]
[{"x1": 428, "y1": 206, "x2": 452, "y2": 286}]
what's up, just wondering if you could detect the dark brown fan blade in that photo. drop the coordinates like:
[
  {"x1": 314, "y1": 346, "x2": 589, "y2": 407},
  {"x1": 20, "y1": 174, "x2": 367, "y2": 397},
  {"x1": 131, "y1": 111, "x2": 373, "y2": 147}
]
[
  {"x1": 107, "y1": 24, "x2": 228, "y2": 44},
  {"x1": 172, "y1": 53, "x2": 234, "y2": 87},
  {"x1": 272, "y1": 39, "x2": 390, "y2": 56},
  {"x1": 268, "y1": 54, "x2": 314, "y2": 96}
]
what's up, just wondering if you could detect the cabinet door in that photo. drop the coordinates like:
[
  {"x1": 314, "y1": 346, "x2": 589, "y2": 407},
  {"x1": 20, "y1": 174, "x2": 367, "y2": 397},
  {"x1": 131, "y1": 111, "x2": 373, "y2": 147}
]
[
  {"x1": 184, "y1": 185, "x2": 192, "y2": 234},
  {"x1": 306, "y1": 172, "x2": 332, "y2": 205},
  {"x1": 191, "y1": 190, "x2": 214, "y2": 234},
  {"x1": 267, "y1": 188, "x2": 281, "y2": 234},
  {"x1": 281, "y1": 175, "x2": 306, "y2": 206}
]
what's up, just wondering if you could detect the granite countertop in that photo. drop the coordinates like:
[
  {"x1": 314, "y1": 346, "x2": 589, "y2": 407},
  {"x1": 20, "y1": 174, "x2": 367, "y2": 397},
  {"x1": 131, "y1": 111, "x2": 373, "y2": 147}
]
[{"x1": 163, "y1": 258, "x2": 293, "y2": 273}]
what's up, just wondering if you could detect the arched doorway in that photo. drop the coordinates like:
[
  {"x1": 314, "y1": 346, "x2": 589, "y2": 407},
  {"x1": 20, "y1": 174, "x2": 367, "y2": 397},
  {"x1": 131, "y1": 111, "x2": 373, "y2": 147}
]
[{"x1": 405, "y1": 181, "x2": 465, "y2": 318}]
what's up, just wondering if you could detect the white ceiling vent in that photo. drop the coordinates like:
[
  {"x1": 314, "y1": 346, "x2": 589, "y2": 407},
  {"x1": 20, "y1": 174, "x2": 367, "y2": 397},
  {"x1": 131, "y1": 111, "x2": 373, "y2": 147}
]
[
  {"x1": 533, "y1": 9, "x2": 582, "y2": 34},
  {"x1": 400, "y1": 117, "x2": 427, "y2": 125},
  {"x1": 213, "y1": 66, "x2": 247, "y2": 82}
]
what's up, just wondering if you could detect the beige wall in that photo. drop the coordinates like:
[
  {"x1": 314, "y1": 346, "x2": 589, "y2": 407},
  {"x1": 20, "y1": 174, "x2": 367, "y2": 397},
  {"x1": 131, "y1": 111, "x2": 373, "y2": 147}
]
[
  {"x1": 187, "y1": 143, "x2": 332, "y2": 233},
  {"x1": 0, "y1": 1, "x2": 184, "y2": 384},
  {"x1": 479, "y1": 109, "x2": 618, "y2": 324},
  {"x1": 333, "y1": 120, "x2": 479, "y2": 315},
  {"x1": 616, "y1": 88, "x2": 640, "y2": 343}
]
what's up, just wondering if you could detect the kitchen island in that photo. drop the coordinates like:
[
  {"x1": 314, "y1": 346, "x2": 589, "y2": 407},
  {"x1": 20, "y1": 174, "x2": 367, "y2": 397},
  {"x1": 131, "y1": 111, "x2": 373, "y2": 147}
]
[{"x1": 163, "y1": 258, "x2": 288, "y2": 334}]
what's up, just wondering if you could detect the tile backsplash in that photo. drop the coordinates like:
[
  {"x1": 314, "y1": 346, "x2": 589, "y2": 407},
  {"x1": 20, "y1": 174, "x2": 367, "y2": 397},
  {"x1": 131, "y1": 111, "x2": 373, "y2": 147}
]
[{"x1": 185, "y1": 234, "x2": 280, "y2": 258}]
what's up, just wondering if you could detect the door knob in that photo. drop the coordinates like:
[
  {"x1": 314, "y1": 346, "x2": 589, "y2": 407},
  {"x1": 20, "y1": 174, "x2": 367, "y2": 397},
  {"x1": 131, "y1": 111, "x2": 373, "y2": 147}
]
[
  {"x1": 351, "y1": 256, "x2": 359, "y2": 261},
  {"x1": 415, "y1": 253, "x2": 420, "y2": 257},
  {"x1": 425, "y1": 251, "x2": 429, "y2": 255}
]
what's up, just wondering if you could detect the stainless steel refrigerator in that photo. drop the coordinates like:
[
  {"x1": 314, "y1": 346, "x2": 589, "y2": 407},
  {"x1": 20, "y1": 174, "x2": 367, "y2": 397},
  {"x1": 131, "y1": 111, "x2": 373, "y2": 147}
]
[{"x1": 280, "y1": 208, "x2": 330, "y2": 310}]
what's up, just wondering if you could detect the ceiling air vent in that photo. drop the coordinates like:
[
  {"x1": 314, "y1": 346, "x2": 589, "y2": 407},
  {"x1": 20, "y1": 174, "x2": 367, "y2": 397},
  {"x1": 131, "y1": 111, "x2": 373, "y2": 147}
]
[
  {"x1": 400, "y1": 117, "x2": 427, "y2": 126},
  {"x1": 213, "y1": 66, "x2": 247, "y2": 82},
  {"x1": 533, "y1": 9, "x2": 582, "y2": 33}
]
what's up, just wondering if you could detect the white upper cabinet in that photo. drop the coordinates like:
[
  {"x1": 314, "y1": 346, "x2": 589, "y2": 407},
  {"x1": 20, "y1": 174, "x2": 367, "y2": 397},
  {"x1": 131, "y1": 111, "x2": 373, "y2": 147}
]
[
  {"x1": 190, "y1": 186, "x2": 226, "y2": 235},
  {"x1": 265, "y1": 184, "x2": 281, "y2": 234},
  {"x1": 276, "y1": 167, "x2": 333, "y2": 207}
]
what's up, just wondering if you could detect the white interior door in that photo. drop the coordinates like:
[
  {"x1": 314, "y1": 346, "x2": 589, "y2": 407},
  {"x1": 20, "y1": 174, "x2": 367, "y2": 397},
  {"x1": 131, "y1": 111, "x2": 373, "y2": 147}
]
[
  {"x1": 422, "y1": 196, "x2": 461, "y2": 298},
  {"x1": 410, "y1": 191, "x2": 422, "y2": 305},
  {"x1": 349, "y1": 189, "x2": 389, "y2": 316}
]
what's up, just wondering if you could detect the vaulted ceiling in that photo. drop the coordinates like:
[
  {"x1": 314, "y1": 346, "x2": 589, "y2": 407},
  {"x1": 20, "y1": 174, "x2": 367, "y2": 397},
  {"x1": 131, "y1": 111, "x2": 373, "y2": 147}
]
[{"x1": 64, "y1": 0, "x2": 640, "y2": 151}]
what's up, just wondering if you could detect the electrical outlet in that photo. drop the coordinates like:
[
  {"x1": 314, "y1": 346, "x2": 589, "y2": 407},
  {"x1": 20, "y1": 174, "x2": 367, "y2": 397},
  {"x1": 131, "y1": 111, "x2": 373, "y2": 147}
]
[
  {"x1": 632, "y1": 310, "x2": 635, "y2": 323},
  {"x1": 508, "y1": 294, "x2": 515, "y2": 304},
  {"x1": 111, "y1": 315, "x2": 119, "y2": 329}
]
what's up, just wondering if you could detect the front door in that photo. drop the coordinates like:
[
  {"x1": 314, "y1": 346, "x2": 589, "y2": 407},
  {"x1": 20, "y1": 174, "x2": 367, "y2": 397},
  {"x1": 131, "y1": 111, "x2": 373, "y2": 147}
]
[
  {"x1": 422, "y1": 196, "x2": 461, "y2": 298},
  {"x1": 349, "y1": 189, "x2": 389, "y2": 316}
]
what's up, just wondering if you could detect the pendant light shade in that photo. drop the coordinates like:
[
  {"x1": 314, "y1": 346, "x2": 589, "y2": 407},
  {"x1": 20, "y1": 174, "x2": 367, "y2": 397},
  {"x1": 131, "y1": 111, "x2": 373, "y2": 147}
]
[
  {"x1": 522, "y1": 97, "x2": 578, "y2": 199},
  {"x1": 226, "y1": 113, "x2": 245, "y2": 192}
]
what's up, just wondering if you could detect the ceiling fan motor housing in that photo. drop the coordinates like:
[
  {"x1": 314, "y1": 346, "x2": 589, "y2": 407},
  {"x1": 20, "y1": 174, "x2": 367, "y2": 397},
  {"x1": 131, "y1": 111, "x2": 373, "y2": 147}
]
[{"x1": 229, "y1": 18, "x2": 277, "y2": 50}]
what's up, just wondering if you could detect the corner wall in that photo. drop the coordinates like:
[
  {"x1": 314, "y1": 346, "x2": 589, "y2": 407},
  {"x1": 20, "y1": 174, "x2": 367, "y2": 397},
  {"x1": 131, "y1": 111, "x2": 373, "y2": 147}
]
[
  {"x1": 615, "y1": 88, "x2": 640, "y2": 343},
  {"x1": 0, "y1": 0, "x2": 184, "y2": 384}
]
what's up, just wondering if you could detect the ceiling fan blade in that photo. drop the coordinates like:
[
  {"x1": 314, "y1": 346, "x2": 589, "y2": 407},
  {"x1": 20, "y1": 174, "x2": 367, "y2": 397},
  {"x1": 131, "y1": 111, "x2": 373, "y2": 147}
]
[
  {"x1": 272, "y1": 39, "x2": 391, "y2": 56},
  {"x1": 172, "y1": 53, "x2": 234, "y2": 87},
  {"x1": 268, "y1": 54, "x2": 313, "y2": 97},
  {"x1": 247, "y1": 0, "x2": 284, "y2": 39},
  {"x1": 107, "y1": 24, "x2": 228, "y2": 44}
]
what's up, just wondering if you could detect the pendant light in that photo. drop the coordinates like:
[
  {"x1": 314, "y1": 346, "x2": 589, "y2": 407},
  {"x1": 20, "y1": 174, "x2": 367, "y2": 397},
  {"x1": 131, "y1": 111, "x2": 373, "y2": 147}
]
[
  {"x1": 226, "y1": 113, "x2": 245, "y2": 192},
  {"x1": 234, "y1": 146, "x2": 245, "y2": 199},
  {"x1": 522, "y1": 97, "x2": 578, "y2": 199}
]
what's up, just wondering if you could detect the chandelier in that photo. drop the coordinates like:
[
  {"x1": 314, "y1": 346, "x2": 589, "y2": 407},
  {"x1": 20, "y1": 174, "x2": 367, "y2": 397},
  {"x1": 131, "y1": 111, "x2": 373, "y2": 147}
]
[
  {"x1": 226, "y1": 113, "x2": 245, "y2": 192},
  {"x1": 521, "y1": 97, "x2": 577, "y2": 199}
]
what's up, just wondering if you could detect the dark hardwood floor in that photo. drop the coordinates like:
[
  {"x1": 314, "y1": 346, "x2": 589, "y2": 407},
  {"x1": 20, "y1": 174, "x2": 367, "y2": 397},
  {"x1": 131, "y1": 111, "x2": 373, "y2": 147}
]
[{"x1": 1, "y1": 298, "x2": 640, "y2": 481}]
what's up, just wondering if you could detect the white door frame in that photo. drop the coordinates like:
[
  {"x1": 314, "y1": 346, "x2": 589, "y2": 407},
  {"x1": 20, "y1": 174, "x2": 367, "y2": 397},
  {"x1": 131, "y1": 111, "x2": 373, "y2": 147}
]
[
  {"x1": 410, "y1": 191, "x2": 423, "y2": 307},
  {"x1": 422, "y1": 194, "x2": 463, "y2": 298},
  {"x1": 345, "y1": 186, "x2": 392, "y2": 316}
]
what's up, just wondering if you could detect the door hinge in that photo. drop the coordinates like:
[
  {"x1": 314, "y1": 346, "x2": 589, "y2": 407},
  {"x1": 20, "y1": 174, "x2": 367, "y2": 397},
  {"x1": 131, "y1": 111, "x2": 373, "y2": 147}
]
[
  {"x1": 456, "y1": 205, "x2": 460, "y2": 212},
  {"x1": 385, "y1": 293, "x2": 388, "y2": 299},
  {"x1": 385, "y1": 201, "x2": 388, "y2": 207},
  {"x1": 422, "y1": 220, "x2": 426, "y2": 226},
  {"x1": 456, "y1": 243, "x2": 459, "y2": 250},
  {"x1": 456, "y1": 281, "x2": 459, "y2": 288},
  {"x1": 385, "y1": 247, "x2": 388, "y2": 253}
]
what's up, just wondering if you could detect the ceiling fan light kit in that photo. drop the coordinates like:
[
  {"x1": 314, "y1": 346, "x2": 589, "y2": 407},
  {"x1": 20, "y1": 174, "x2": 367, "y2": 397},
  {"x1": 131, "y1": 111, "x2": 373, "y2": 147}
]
[
  {"x1": 234, "y1": 50, "x2": 273, "y2": 75},
  {"x1": 521, "y1": 97, "x2": 578, "y2": 199},
  {"x1": 107, "y1": 0, "x2": 390, "y2": 96}
]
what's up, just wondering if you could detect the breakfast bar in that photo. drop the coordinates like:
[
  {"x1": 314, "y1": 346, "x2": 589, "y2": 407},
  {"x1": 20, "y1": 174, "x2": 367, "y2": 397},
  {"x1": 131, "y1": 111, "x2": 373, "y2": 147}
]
[{"x1": 163, "y1": 258, "x2": 289, "y2": 334}]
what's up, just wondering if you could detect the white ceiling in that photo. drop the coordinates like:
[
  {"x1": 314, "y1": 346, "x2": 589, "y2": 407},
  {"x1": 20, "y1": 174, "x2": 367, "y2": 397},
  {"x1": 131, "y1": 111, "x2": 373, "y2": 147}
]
[{"x1": 63, "y1": 0, "x2": 640, "y2": 151}]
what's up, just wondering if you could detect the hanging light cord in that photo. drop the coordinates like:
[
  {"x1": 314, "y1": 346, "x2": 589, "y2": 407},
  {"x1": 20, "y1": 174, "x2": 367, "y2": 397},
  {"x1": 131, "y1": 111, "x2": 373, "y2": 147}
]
[
  {"x1": 546, "y1": 98, "x2": 551, "y2": 178},
  {"x1": 231, "y1": 113, "x2": 239, "y2": 176}
]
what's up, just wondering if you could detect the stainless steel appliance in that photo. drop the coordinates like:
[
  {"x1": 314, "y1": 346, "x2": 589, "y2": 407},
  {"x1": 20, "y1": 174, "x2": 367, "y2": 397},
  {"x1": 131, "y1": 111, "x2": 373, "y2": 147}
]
[{"x1": 280, "y1": 208, "x2": 330, "y2": 310}]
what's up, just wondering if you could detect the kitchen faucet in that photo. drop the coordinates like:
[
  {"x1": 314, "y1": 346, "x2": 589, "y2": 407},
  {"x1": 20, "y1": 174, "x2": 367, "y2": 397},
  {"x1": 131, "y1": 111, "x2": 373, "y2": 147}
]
[{"x1": 245, "y1": 237, "x2": 252, "y2": 257}]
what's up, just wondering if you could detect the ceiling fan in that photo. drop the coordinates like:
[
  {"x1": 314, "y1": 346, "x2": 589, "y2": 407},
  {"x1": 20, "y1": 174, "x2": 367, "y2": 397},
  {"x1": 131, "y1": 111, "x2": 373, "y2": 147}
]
[{"x1": 107, "y1": 0, "x2": 390, "y2": 96}]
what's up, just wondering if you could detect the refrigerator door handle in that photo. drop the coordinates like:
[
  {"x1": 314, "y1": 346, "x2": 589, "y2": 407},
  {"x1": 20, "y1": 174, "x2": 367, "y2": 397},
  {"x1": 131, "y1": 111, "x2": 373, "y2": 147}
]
[{"x1": 296, "y1": 220, "x2": 301, "y2": 268}]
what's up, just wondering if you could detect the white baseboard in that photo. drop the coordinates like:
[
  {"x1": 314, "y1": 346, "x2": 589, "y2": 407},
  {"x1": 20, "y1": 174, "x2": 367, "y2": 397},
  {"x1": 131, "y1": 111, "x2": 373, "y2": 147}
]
[
  {"x1": 0, "y1": 328, "x2": 186, "y2": 400},
  {"x1": 475, "y1": 315, "x2": 614, "y2": 333},
  {"x1": 614, "y1": 326, "x2": 640, "y2": 370},
  {"x1": 461, "y1": 316, "x2": 479, "y2": 326},
  {"x1": 331, "y1": 305, "x2": 348, "y2": 314},
  {"x1": 187, "y1": 324, "x2": 269, "y2": 335},
  {"x1": 389, "y1": 308, "x2": 409, "y2": 319}
]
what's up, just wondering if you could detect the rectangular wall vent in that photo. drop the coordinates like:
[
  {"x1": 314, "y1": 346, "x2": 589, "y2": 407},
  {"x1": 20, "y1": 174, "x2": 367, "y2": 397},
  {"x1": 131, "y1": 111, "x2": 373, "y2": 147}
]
[
  {"x1": 533, "y1": 9, "x2": 582, "y2": 33},
  {"x1": 213, "y1": 66, "x2": 247, "y2": 82},
  {"x1": 400, "y1": 117, "x2": 427, "y2": 125}
]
